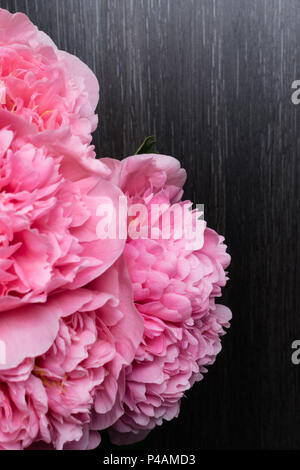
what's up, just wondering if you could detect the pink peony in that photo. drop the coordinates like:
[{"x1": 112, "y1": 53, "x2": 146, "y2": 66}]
[
  {"x1": 0, "y1": 259, "x2": 143, "y2": 450},
  {"x1": 0, "y1": 106, "x2": 144, "y2": 450},
  {"x1": 0, "y1": 12, "x2": 145, "y2": 450},
  {"x1": 103, "y1": 154, "x2": 231, "y2": 444},
  {"x1": 0, "y1": 108, "x2": 127, "y2": 372},
  {"x1": 0, "y1": 9, "x2": 98, "y2": 143},
  {"x1": 0, "y1": 6, "x2": 232, "y2": 448}
]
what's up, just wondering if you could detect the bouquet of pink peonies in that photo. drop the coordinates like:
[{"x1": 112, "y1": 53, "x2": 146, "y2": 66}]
[{"x1": 0, "y1": 9, "x2": 231, "y2": 450}]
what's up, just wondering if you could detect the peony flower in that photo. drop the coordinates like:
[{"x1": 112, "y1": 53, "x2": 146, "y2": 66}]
[
  {"x1": 0, "y1": 259, "x2": 143, "y2": 450},
  {"x1": 0, "y1": 9, "x2": 98, "y2": 143},
  {"x1": 0, "y1": 374, "x2": 50, "y2": 450},
  {"x1": 0, "y1": 108, "x2": 126, "y2": 372},
  {"x1": 101, "y1": 153, "x2": 186, "y2": 205},
  {"x1": 0, "y1": 11, "x2": 145, "y2": 450},
  {"x1": 0, "y1": 105, "x2": 144, "y2": 450},
  {"x1": 103, "y1": 154, "x2": 231, "y2": 444},
  {"x1": 0, "y1": 5, "x2": 232, "y2": 449}
]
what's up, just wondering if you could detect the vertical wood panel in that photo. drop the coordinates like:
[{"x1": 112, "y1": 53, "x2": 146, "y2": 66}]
[{"x1": 1, "y1": 0, "x2": 299, "y2": 450}]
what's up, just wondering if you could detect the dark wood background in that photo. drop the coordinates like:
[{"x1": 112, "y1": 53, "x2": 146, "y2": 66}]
[{"x1": 2, "y1": 0, "x2": 300, "y2": 451}]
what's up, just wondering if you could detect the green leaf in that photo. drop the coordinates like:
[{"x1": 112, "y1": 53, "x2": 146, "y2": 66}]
[{"x1": 135, "y1": 136, "x2": 158, "y2": 154}]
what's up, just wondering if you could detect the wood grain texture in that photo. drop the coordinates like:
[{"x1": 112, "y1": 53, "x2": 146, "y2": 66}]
[{"x1": 1, "y1": 0, "x2": 300, "y2": 450}]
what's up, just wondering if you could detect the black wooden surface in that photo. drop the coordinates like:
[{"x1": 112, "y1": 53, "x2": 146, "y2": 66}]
[{"x1": 1, "y1": 0, "x2": 300, "y2": 451}]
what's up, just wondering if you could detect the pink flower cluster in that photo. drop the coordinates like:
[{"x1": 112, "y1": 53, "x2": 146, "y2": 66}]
[{"x1": 0, "y1": 9, "x2": 231, "y2": 450}]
